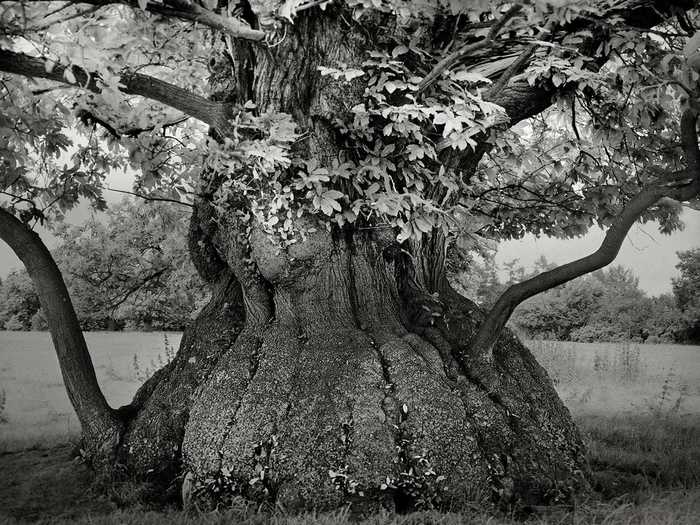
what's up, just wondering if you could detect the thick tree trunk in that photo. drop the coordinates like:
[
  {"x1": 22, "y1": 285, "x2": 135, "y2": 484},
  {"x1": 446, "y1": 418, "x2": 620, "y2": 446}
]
[
  {"x1": 113, "y1": 8, "x2": 588, "y2": 513},
  {"x1": 120, "y1": 223, "x2": 588, "y2": 513},
  {"x1": 0, "y1": 209, "x2": 123, "y2": 460}
]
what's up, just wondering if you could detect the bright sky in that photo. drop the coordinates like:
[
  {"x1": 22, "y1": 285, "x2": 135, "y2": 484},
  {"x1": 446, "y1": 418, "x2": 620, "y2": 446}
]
[{"x1": 1, "y1": 170, "x2": 698, "y2": 296}]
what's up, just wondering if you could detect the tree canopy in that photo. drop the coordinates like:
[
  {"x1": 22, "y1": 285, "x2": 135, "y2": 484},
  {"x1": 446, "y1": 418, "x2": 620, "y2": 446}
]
[{"x1": 2, "y1": 0, "x2": 700, "y2": 249}]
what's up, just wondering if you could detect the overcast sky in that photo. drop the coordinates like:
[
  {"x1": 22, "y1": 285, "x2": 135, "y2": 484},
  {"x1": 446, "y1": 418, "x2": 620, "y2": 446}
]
[{"x1": 1, "y1": 169, "x2": 698, "y2": 296}]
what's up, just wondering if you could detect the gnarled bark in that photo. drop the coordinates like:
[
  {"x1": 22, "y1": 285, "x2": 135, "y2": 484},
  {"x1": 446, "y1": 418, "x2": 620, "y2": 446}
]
[
  {"x1": 113, "y1": 5, "x2": 587, "y2": 513},
  {"x1": 157, "y1": 224, "x2": 587, "y2": 513}
]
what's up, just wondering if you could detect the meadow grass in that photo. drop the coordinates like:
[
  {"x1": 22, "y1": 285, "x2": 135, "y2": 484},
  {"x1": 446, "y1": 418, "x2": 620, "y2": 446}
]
[
  {"x1": 0, "y1": 331, "x2": 180, "y2": 453},
  {"x1": 1, "y1": 335, "x2": 700, "y2": 523}
]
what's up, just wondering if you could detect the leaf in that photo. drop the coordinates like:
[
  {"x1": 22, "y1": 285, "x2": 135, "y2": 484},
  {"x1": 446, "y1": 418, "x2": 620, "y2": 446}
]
[
  {"x1": 365, "y1": 182, "x2": 380, "y2": 196},
  {"x1": 64, "y1": 67, "x2": 76, "y2": 84},
  {"x1": 322, "y1": 189, "x2": 344, "y2": 200},
  {"x1": 392, "y1": 45, "x2": 409, "y2": 57},
  {"x1": 279, "y1": 0, "x2": 301, "y2": 22},
  {"x1": 397, "y1": 223, "x2": 413, "y2": 243},
  {"x1": 137, "y1": 0, "x2": 148, "y2": 10},
  {"x1": 433, "y1": 112, "x2": 450, "y2": 126},
  {"x1": 414, "y1": 216, "x2": 432, "y2": 233},
  {"x1": 344, "y1": 69, "x2": 365, "y2": 81},
  {"x1": 451, "y1": 71, "x2": 491, "y2": 84}
]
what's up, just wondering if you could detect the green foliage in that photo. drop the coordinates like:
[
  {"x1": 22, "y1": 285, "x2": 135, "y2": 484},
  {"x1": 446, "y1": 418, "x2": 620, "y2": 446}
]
[
  {"x1": 0, "y1": 199, "x2": 207, "y2": 331},
  {"x1": 2, "y1": 0, "x2": 698, "y2": 251}
]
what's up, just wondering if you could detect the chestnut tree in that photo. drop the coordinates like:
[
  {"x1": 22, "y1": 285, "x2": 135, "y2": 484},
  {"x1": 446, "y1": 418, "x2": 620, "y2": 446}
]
[{"x1": 1, "y1": 0, "x2": 700, "y2": 513}]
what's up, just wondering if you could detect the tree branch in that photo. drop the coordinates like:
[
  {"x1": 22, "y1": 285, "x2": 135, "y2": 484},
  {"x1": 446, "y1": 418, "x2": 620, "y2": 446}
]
[
  {"x1": 20, "y1": 0, "x2": 266, "y2": 41},
  {"x1": 440, "y1": 0, "x2": 698, "y2": 177},
  {"x1": 108, "y1": 267, "x2": 168, "y2": 313},
  {"x1": 108, "y1": 187, "x2": 194, "y2": 207},
  {"x1": 470, "y1": 109, "x2": 700, "y2": 361},
  {"x1": 0, "y1": 48, "x2": 238, "y2": 132},
  {"x1": 0, "y1": 206, "x2": 123, "y2": 457}
]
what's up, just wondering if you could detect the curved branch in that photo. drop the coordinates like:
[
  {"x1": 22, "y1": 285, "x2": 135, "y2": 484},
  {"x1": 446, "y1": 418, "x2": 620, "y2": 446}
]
[
  {"x1": 0, "y1": 206, "x2": 123, "y2": 456},
  {"x1": 470, "y1": 110, "x2": 700, "y2": 361},
  {"x1": 20, "y1": 0, "x2": 266, "y2": 41},
  {"x1": 0, "y1": 48, "x2": 237, "y2": 132}
]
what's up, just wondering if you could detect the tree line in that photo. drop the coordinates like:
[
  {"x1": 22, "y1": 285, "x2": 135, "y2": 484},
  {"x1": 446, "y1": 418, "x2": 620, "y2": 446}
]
[
  {"x1": 0, "y1": 199, "x2": 207, "y2": 331},
  {"x1": 2, "y1": 198, "x2": 697, "y2": 345}
]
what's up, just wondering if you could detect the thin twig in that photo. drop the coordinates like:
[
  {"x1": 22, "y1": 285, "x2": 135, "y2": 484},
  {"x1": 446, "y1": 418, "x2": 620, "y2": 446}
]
[
  {"x1": 417, "y1": 5, "x2": 523, "y2": 94},
  {"x1": 108, "y1": 187, "x2": 194, "y2": 208}
]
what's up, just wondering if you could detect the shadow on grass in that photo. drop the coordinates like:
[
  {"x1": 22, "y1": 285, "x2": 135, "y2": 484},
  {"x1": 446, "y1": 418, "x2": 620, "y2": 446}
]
[
  {"x1": 578, "y1": 413, "x2": 700, "y2": 498},
  {"x1": 1, "y1": 414, "x2": 699, "y2": 524}
]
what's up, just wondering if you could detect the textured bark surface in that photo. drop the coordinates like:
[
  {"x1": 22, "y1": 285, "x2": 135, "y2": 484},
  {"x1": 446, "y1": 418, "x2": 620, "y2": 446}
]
[
  {"x1": 114, "y1": 7, "x2": 588, "y2": 513},
  {"x1": 170, "y1": 228, "x2": 588, "y2": 513}
]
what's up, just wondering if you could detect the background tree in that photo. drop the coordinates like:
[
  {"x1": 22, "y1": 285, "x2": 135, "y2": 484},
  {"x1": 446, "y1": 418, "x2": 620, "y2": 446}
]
[
  {"x1": 673, "y1": 248, "x2": 700, "y2": 341},
  {"x1": 53, "y1": 199, "x2": 208, "y2": 331},
  {"x1": 0, "y1": 269, "x2": 39, "y2": 330},
  {"x1": 455, "y1": 256, "x2": 694, "y2": 343},
  {"x1": 2, "y1": 0, "x2": 700, "y2": 513},
  {"x1": 513, "y1": 266, "x2": 656, "y2": 342},
  {"x1": 0, "y1": 199, "x2": 207, "y2": 331}
]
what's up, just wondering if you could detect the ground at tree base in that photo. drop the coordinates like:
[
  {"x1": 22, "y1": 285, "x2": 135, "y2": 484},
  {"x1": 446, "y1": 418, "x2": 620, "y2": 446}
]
[{"x1": 2, "y1": 414, "x2": 699, "y2": 524}]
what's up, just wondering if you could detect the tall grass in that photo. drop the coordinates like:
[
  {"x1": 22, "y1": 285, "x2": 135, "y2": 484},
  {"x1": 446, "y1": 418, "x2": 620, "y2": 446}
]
[{"x1": 132, "y1": 334, "x2": 176, "y2": 383}]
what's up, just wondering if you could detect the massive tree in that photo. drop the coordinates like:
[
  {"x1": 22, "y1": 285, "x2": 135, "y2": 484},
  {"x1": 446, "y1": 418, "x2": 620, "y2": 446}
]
[{"x1": 2, "y1": 0, "x2": 700, "y2": 513}]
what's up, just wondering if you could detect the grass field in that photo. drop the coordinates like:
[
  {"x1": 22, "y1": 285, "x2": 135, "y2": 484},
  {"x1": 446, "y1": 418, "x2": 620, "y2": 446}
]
[
  {"x1": 1, "y1": 333, "x2": 699, "y2": 523},
  {"x1": 0, "y1": 331, "x2": 182, "y2": 452}
]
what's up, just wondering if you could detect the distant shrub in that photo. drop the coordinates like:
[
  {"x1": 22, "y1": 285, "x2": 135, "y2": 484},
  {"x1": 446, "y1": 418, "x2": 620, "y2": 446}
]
[
  {"x1": 30, "y1": 309, "x2": 48, "y2": 331},
  {"x1": 570, "y1": 323, "x2": 631, "y2": 343},
  {"x1": 4, "y1": 314, "x2": 26, "y2": 331}
]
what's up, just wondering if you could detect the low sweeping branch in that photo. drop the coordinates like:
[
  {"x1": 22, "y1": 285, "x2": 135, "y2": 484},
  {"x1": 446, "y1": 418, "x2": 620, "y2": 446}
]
[
  {"x1": 0, "y1": 48, "x2": 238, "y2": 132},
  {"x1": 19, "y1": 0, "x2": 266, "y2": 41},
  {"x1": 470, "y1": 109, "x2": 700, "y2": 361}
]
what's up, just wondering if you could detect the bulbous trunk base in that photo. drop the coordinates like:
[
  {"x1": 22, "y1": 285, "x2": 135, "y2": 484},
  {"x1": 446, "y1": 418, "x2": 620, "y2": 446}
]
[{"x1": 117, "y1": 234, "x2": 590, "y2": 514}]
